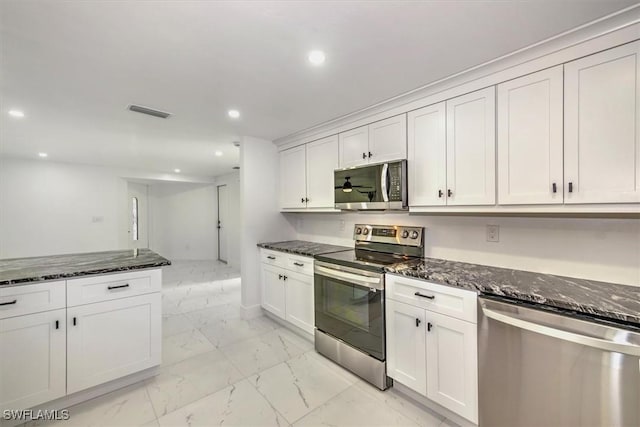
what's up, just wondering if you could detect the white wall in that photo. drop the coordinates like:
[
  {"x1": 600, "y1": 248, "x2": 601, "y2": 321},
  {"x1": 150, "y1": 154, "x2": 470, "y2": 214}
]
[
  {"x1": 149, "y1": 182, "x2": 217, "y2": 261},
  {"x1": 291, "y1": 212, "x2": 640, "y2": 287},
  {"x1": 0, "y1": 157, "x2": 128, "y2": 258},
  {"x1": 216, "y1": 171, "x2": 241, "y2": 269},
  {"x1": 0, "y1": 157, "x2": 221, "y2": 261},
  {"x1": 240, "y1": 137, "x2": 296, "y2": 316}
]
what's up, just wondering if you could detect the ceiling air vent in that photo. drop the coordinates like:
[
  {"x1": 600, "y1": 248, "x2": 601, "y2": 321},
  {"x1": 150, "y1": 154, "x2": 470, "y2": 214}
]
[{"x1": 127, "y1": 104, "x2": 172, "y2": 119}]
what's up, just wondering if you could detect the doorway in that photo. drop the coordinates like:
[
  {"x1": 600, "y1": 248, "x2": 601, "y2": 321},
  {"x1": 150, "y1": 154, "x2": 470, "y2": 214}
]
[
  {"x1": 127, "y1": 182, "x2": 149, "y2": 249},
  {"x1": 217, "y1": 184, "x2": 228, "y2": 263}
]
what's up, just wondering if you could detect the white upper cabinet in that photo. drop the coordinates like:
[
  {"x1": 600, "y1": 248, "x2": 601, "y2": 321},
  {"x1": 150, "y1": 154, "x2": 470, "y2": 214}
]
[
  {"x1": 339, "y1": 125, "x2": 369, "y2": 168},
  {"x1": 368, "y1": 114, "x2": 407, "y2": 164},
  {"x1": 446, "y1": 87, "x2": 496, "y2": 206},
  {"x1": 564, "y1": 41, "x2": 640, "y2": 204},
  {"x1": 497, "y1": 66, "x2": 564, "y2": 205},
  {"x1": 306, "y1": 135, "x2": 339, "y2": 208},
  {"x1": 408, "y1": 102, "x2": 447, "y2": 206},
  {"x1": 280, "y1": 145, "x2": 307, "y2": 209},
  {"x1": 339, "y1": 114, "x2": 407, "y2": 168}
]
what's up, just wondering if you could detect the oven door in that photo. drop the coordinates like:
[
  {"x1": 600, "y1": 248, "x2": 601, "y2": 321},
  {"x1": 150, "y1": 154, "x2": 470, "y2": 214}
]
[{"x1": 314, "y1": 261, "x2": 385, "y2": 360}]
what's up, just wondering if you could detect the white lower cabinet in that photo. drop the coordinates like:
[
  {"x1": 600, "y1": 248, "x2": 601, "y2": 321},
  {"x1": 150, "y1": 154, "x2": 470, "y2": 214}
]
[
  {"x1": 260, "y1": 250, "x2": 315, "y2": 335},
  {"x1": 67, "y1": 293, "x2": 162, "y2": 394},
  {"x1": 0, "y1": 308, "x2": 66, "y2": 411},
  {"x1": 425, "y1": 311, "x2": 478, "y2": 424},
  {"x1": 386, "y1": 274, "x2": 478, "y2": 424},
  {"x1": 386, "y1": 299, "x2": 426, "y2": 395}
]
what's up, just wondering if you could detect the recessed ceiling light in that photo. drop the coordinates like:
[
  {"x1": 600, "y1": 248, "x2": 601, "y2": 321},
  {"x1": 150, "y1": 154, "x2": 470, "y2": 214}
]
[
  {"x1": 308, "y1": 50, "x2": 326, "y2": 65},
  {"x1": 38, "y1": 152, "x2": 48, "y2": 158},
  {"x1": 174, "y1": 168, "x2": 181, "y2": 173},
  {"x1": 228, "y1": 110, "x2": 240, "y2": 119},
  {"x1": 9, "y1": 110, "x2": 25, "y2": 118},
  {"x1": 215, "y1": 151, "x2": 223, "y2": 157}
]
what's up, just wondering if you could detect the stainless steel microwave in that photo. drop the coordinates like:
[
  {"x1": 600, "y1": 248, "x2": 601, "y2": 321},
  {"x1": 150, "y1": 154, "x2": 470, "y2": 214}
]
[{"x1": 334, "y1": 160, "x2": 407, "y2": 210}]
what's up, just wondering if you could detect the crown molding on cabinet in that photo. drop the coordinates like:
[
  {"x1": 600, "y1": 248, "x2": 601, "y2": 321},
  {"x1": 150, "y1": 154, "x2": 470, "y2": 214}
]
[{"x1": 274, "y1": 6, "x2": 640, "y2": 151}]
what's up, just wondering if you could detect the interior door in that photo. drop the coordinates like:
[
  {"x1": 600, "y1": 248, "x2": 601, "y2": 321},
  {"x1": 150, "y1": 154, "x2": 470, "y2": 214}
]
[
  {"x1": 127, "y1": 182, "x2": 149, "y2": 249},
  {"x1": 217, "y1": 184, "x2": 228, "y2": 263}
]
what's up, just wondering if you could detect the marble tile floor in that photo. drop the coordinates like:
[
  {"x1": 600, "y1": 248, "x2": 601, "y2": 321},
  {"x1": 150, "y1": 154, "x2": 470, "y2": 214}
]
[{"x1": 28, "y1": 260, "x2": 455, "y2": 427}]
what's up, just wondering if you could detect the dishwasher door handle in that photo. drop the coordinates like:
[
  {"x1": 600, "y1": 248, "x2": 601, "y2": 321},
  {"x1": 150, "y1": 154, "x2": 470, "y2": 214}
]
[{"x1": 481, "y1": 305, "x2": 640, "y2": 356}]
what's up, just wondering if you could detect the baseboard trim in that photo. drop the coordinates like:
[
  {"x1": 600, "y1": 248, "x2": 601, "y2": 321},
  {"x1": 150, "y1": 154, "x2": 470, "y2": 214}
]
[
  {"x1": 240, "y1": 303, "x2": 263, "y2": 319},
  {"x1": 393, "y1": 382, "x2": 476, "y2": 427}
]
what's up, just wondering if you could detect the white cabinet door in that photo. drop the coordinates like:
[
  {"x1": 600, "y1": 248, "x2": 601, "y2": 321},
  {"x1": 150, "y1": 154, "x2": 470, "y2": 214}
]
[
  {"x1": 0, "y1": 309, "x2": 66, "y2": 411},
  {"x1": 284, "y1": 271, "x2": 314, "y2": 335},
  {"x1": 426, "y1": 311, "x2": 478, "y2": 424},
  {"x1": 280, "y1": 145, "x2": 307, "y2": 209},
  {"x1": 261, "y1": 264, "x2": 286, "y2": 319},
  {"x1": 339, "y1": 125, "x2": 369, "y2": 168},
  {"x1": 446, "y1": 87, "x2": 496, "y2": 205},
  {"x1": 564, "y1": 42, "x2": 640, "y2": 204},
  {"x1": 368, "y1": 114, "x2": 407, "y2": 164},
  {"x1": 497, "y1": 66, "x2": 564, "y2": 205},
  {"x1": 408, "y1": 103, "x2": 447, "y2": 206},
  {"x1": 306, "y1": 135, "x2": 339, "y2": 208},
  {"x1": 67, "y1": 293, "x2": 161, "y2": 394},
  {"x1": 386, "y1": 299, "x2": 427, "y2": 396}
]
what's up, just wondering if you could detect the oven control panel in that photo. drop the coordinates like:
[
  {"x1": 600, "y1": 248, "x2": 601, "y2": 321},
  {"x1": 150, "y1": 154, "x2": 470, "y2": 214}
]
[{"x1": 354, "y1": 224, "x2": 424, "y2": 247}]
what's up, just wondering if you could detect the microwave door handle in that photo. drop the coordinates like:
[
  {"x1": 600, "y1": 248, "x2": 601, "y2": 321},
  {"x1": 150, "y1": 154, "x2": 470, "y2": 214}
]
[{"x1": 381, "y1": 163, "x2": 389, "y2": 202}]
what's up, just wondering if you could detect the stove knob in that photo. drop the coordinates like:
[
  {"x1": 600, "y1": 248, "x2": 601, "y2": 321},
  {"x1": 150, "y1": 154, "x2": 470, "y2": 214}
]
[
  {"x1": 363, "y1": 228, "x2": 370, "y2": 235},
  {"x1": 355, "y1": 227, "x2": 362, "y2": 235},
  {"x1": 410, "y1": 231, "x2": 419, "y2": 240},
  {"x1": 401, "y1": 230, "x2": 409, "y2": 239}
]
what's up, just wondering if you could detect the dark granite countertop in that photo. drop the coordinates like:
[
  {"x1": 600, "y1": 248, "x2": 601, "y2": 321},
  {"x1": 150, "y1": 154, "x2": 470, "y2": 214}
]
[
  {"x1": 0, "y1": 249, "x2": 171, "y2": 286},
  {"x1": 386, "y1": 258, "x2": 640, "y2": 328},
  {"x1": 257, "y1": 240, "x2": 351, "y2": 258}
]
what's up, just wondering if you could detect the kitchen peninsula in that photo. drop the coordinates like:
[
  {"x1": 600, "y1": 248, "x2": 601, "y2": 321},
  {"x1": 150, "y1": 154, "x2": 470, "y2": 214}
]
[{"x1": 0, "y1": 249, "x2": 170, "y2": 422}]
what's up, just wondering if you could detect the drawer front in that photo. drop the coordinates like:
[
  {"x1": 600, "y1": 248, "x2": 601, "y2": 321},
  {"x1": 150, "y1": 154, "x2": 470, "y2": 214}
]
[
  {"x1": 285, "y1": 254, "x2": 314, "y2": 276},
  {"x1": 67, "y1": 269, "x2": 161, "y2": 307},
  {"x1": 261, "y1": 249, "x2": 288, "y2": 269},
  {"x1": 0, "y1": 281, "x2": 66, "y2": 320},
  {"x1": 386, "y1": 274, "x2": 477, "y2": 323}
]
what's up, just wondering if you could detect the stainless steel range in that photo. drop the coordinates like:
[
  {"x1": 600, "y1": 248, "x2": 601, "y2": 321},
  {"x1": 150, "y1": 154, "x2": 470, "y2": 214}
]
[{"x1": 313, "y1": 224, "x2": 424, "y2": 390}]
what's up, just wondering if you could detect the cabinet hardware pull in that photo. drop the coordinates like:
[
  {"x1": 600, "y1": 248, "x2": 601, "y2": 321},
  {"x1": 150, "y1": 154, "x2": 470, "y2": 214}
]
[
  {"x1": 294, "y1": 262, "x2": 304, "y2": 267},
  {"x1": 301, "y1": 197, "x2": 305, "y2": 203},
  {"x1": 267, "y1": 256, "x2": 276, "y2": 260},
  {"x1": 362, "y1": 152, "x2": 367, "y2": 159},
  {"x1": 0, "y1": 299, "x2": 17, "y2": 306},
  {"x1": 55, "y1": 320, "x2": 59, "y2": 330},
  {"x1": 279, "y1": 274, "x2": 283, "y2": 280},
  {"x1": 427, "y1": 322, "x2": 433, "y2": 332},
  {"x1": 414, "y1": 292, "x2": 435, "y2": 300},
  {"x1": 107, "y1": 284, "x2": 130, "y2": 290},
  {"x1": 73, "y1": 317, "x2": 77, "y2": 326},
  {"x1": 568, "y1": 182, "x2": 573, "y2": 193},
  {"x1": 416, "y1": 318, "x2": 421, "y2": 327},
  {"x1": 368, "y1": 152, "x2": 372, "y2": 158},
  {"x1": 305, "y1": 198, "x2": 309, "y2": 203},
  {"x1": 447, "y1": 189, "x2": 453, "y2": 197},
  {"x1": 283, "y1": 276, "x2": 288, "y2": 281},
  {"x1": 438, "y1": 190, "x2": 443, "y2": 198},
  {"x1": 552, "y1": 183, "x2": 557, "y2": 193}
]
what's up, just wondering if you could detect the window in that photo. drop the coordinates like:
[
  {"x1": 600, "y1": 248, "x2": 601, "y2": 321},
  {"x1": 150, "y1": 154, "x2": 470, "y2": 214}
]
[{"x1": 132, "y1": 197, "x2": 139, "y2": 241}]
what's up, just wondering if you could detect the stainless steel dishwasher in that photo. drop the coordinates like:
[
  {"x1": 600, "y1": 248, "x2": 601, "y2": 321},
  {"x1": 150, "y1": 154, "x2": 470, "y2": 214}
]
[{"x1": 478, "y1": 297, "x2": 640, "y2": 427}]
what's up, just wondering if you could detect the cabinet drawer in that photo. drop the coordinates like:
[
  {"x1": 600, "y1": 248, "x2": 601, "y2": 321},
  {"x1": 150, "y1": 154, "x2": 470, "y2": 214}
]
[
  {"x1": 67, "y1": 269, "x2": 161, "y2": 307},
  {"x1": 386, "y1": 274, "x2": 477, "y2": 323},
  {"x1": 261, "y1": 249, "x2": 288, "y2": 268},
  {"x1": 285, "y1": 254, "x2": 313, "y2": 276},
  {"x1": 0, "y1": 281, "x2": 66, "y2": 320}
]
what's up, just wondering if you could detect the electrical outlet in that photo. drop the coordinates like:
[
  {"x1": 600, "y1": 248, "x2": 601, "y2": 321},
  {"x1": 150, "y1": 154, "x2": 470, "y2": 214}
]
[
  {"x1": 339, "y1": 220, "x2": 346, "y2": 232},
  {"x1": 486, "y1": 225, "x2": 500, "y2": 242}
]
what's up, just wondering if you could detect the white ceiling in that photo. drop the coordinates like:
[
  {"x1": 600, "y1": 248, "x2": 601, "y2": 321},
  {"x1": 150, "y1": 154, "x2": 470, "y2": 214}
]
[{"x1": 0, "y1": 1, "x2": 636, "y2": 177}]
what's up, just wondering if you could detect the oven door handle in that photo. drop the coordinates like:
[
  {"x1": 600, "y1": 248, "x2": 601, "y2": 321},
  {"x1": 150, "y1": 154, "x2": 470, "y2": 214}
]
[{"x1": 315, "y1": 266, "x2": 383, "y2": 290}]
